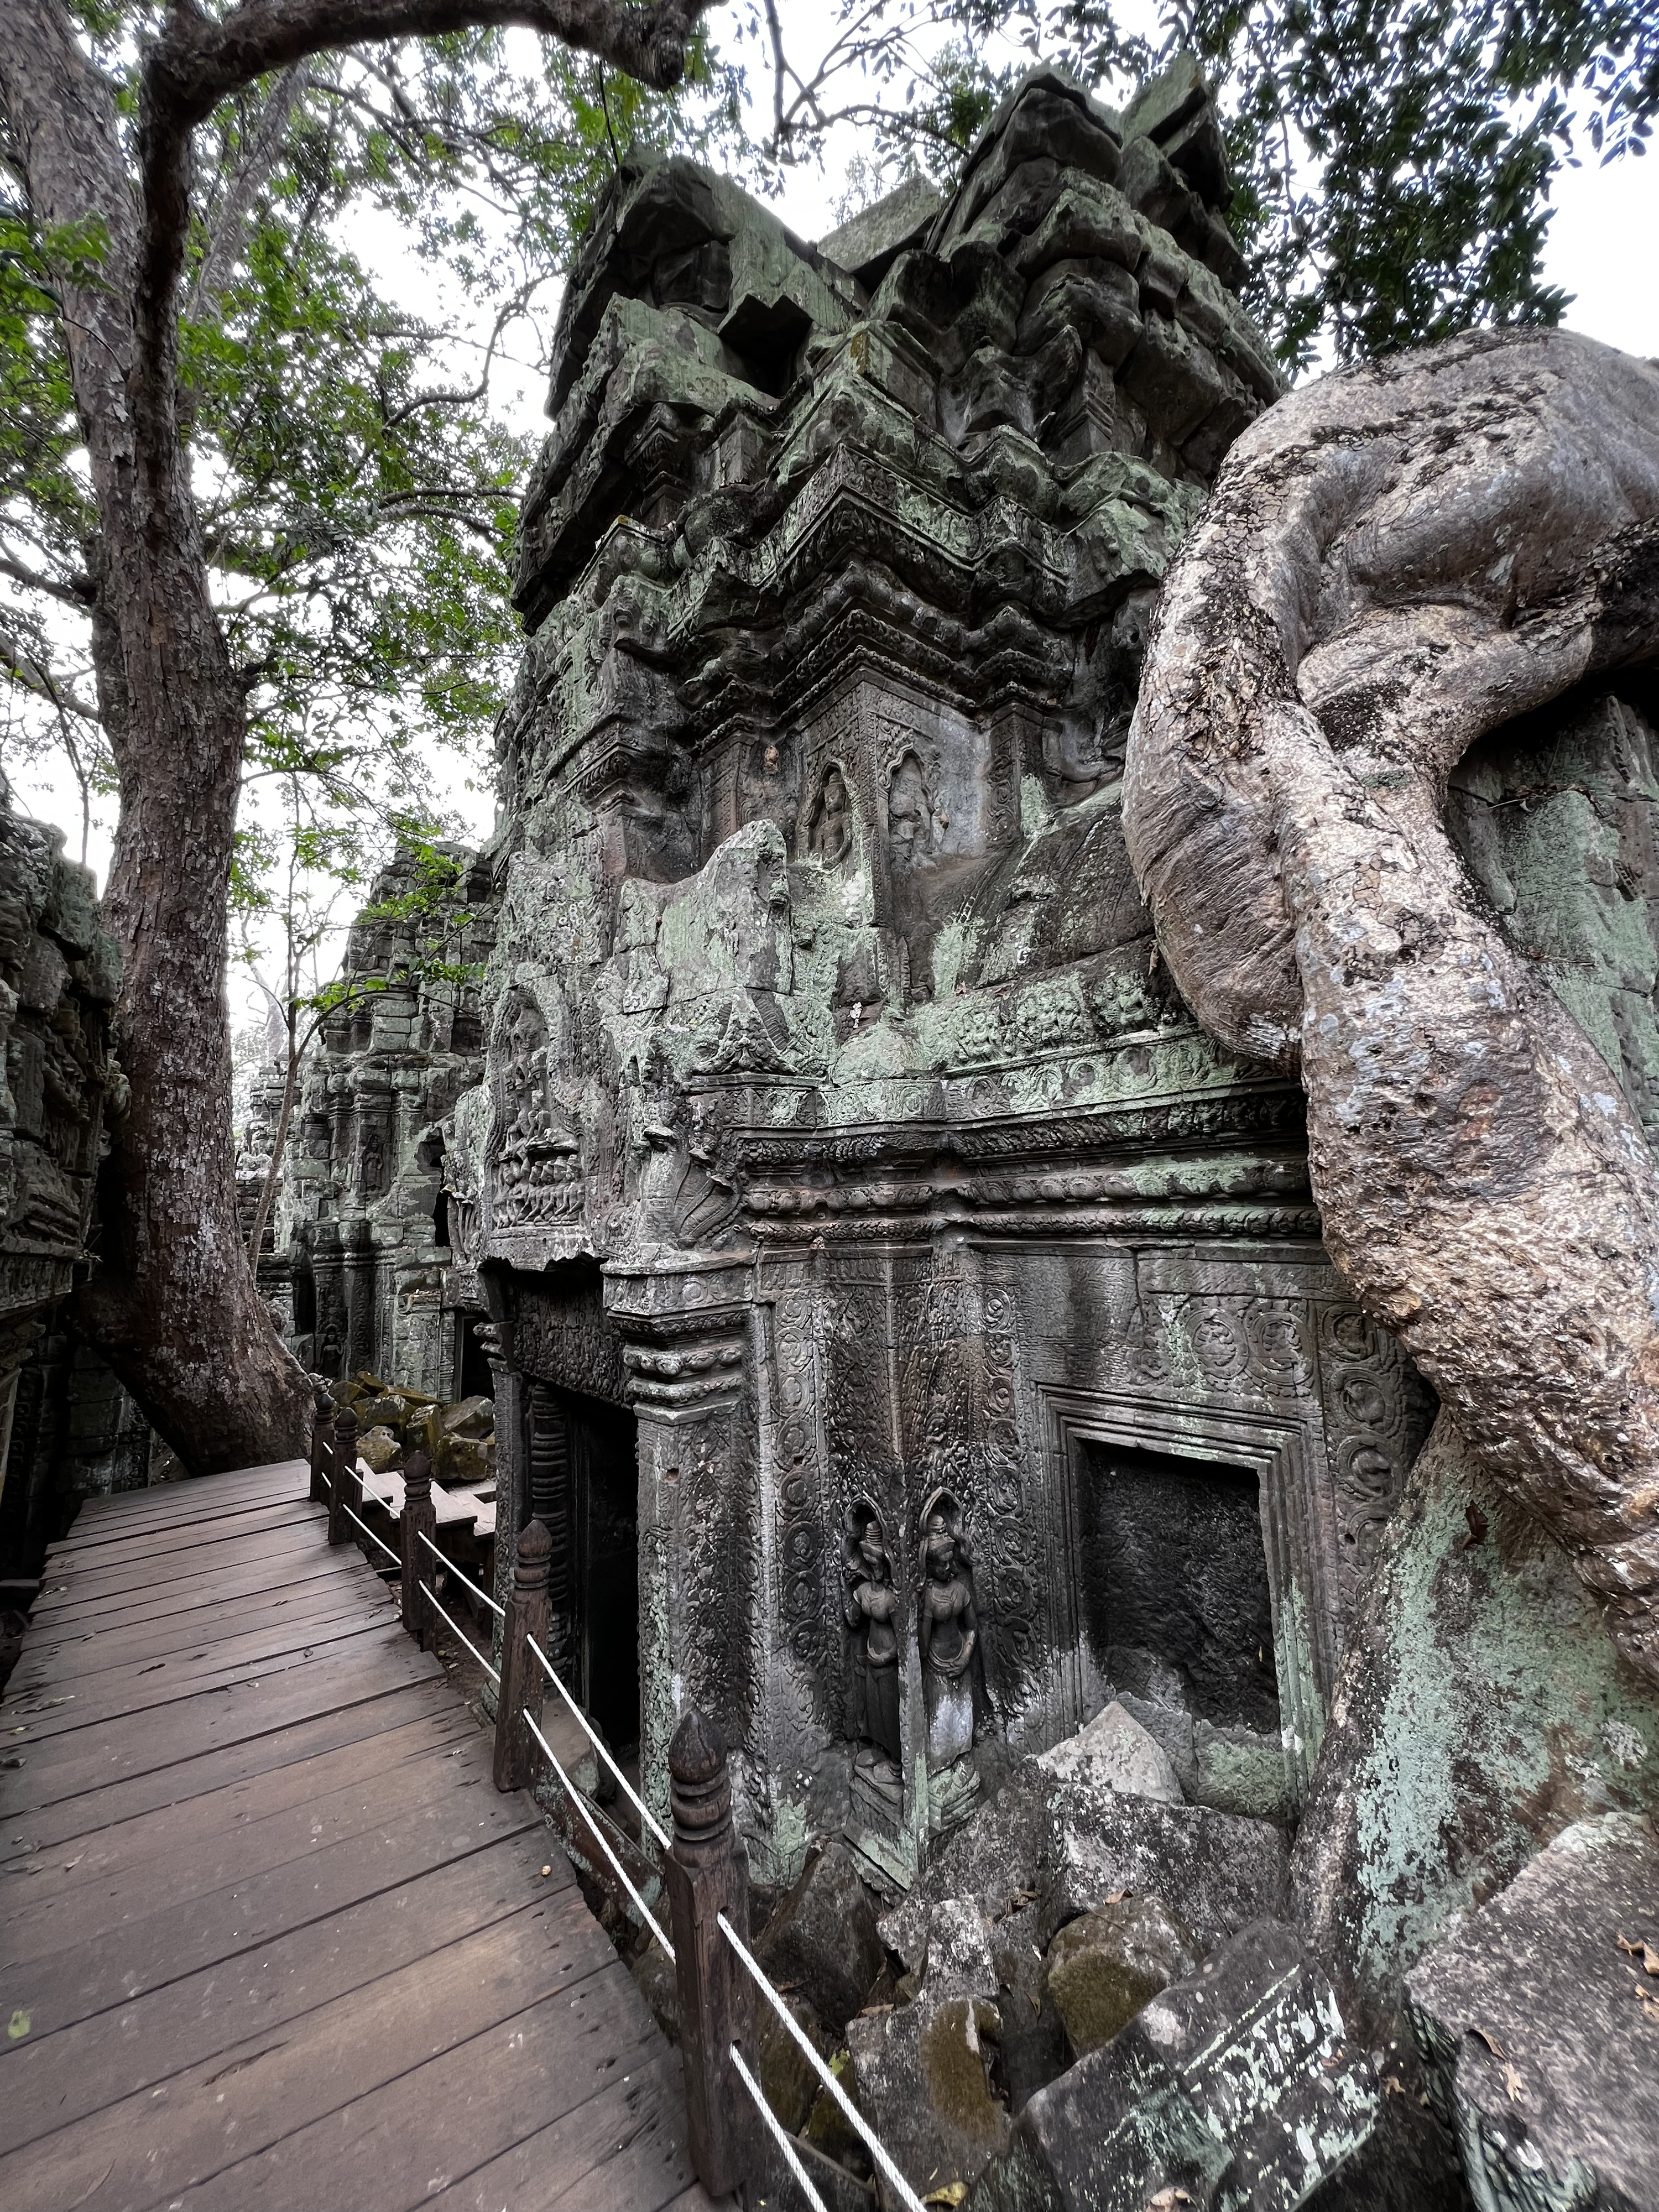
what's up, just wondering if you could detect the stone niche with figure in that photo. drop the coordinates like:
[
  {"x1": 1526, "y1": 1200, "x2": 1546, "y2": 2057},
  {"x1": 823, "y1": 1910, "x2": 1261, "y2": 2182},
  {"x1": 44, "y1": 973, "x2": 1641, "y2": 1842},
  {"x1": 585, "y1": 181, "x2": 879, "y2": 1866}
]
[{"x1": 460, "y1": 59, "x2": 1441, "y2": 1890}]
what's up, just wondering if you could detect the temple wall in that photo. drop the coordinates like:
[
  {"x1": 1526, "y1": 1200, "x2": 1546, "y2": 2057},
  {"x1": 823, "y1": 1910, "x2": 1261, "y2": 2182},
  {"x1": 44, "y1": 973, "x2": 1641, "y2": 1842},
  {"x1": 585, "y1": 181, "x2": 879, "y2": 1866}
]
[{"x1": 466, "y1": 64, "x2": 1440, "y2": 1885}]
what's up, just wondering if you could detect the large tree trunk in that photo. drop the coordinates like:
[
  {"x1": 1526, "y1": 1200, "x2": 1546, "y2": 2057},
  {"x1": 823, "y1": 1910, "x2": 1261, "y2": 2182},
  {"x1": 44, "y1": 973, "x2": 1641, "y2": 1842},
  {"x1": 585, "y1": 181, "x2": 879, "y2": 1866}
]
[
  {"x1": 1124, "y1": 328, "x2": 1659, "y2": 1687},
  {"x1": 5, "y1": 0, "x2": 309, "y2": 1471}
]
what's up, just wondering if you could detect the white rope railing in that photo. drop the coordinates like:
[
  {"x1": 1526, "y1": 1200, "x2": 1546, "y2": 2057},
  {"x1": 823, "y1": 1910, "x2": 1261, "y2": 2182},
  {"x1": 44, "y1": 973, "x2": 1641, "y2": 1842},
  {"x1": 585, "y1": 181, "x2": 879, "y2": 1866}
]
[
  {"x1": 343, "y1": 1501, "x2": 399, "y2": 1568},
  {"x1": 417, "y1": 1527, "x2": 504, "y2": 1620},
  {"x1": 419, "y1": 1580, "x2": 500, "y2": 1685},
  {"x1": 729, "y1": 2041, "x2": 828, "y2": 2212},
  {"x1": 718, "y1": 1911, "x2": 926, "y2": 2212},
  {"x1": 523, "y1": 1710, "x2": 674, "y2": 1957},
  {"x1": 524, "y1": 1635, "x2": 670, "y2": 1852}
]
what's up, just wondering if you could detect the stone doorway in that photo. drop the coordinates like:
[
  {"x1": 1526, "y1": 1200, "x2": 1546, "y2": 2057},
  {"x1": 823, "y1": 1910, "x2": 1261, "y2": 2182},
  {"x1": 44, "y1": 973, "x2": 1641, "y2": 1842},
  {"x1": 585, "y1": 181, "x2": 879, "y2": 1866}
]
[
  {"x1": 557, "y1": 1386, "x2": 641, "y2": 1762},
  {"x1": 1073, "y1": 1439, "x2": 1280, "y2": 1741}
]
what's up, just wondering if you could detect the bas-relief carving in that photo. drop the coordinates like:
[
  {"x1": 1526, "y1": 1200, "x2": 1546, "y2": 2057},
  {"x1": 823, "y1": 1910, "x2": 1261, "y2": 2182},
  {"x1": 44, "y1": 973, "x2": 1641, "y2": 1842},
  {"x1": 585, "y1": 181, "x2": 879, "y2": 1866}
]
[{"x1": 460, "y1": 69, "x2": 1452, "y2": 1876}]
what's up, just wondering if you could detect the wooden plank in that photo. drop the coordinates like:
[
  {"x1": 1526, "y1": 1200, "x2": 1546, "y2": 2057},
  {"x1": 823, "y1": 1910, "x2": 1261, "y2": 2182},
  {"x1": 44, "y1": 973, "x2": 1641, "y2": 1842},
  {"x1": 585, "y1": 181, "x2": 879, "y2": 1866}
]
[
  {"x1": 165, "y1": 1965, "x2": 671, "y2": 2212},
  {"x1": 39, "y1": 1493, "x2": 317, "y2": 1574},
  {"x1": 422, "y1": 2051, "x2": 713, "y2": 2212},
  {"x1": 18, "y1": 1542, "x2": 359, "y2": 1637},
  {"x1": 51, "y1": 1491, "x2": 307, "y2": 1555},
  {"x1": 43, "y1": 1496, "x2": 322, "y2": 1572},
  {"x1": 29, "y1": 1515, "x2": 327, "y2": 1608},
  {"x1": 0, "y1": 1885, "x2": 623, "y2": 2212},
  {"x1": 65, "y1": 1461, "x2": 303, "y2": 1524},
  {"x1": 0, "y1": 1829, "x2": 580, "y2": 2155},
  {"x1": 51, "y1": 1466, "x2": 307, "y2": 1545},
  {"x1": 3, "y1": 1705, "x2": 495, "y2": 1931},
  {"x1": 2, "y1": 1603, "x2": 403, "y2": 1748},
  {"x1": 0, "y1": 1768, "x2": 542, "y2": 2036},
  {"x1": 12, "y1": 1574, "x2": 378, "y2": 1691},
  {"x1": 2, "y1": 1635, "x2": 444, "y2": 1812},
  {"x1": 0, "y1": 1676, "x2": 461, "y2": 1865}
]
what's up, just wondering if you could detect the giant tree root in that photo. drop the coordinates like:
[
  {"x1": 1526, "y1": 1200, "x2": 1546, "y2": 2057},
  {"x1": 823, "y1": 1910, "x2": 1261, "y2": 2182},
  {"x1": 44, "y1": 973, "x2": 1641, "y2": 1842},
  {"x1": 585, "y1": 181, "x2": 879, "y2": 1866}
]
[{"x1": 1124, "y1": 328, "x2": 1659, "y2": 1686}]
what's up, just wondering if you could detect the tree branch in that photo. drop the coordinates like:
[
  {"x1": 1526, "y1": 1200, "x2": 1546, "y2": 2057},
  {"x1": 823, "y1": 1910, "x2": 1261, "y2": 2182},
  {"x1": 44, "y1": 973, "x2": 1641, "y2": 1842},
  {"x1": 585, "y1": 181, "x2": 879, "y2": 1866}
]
[
  {"x1": 0, "y1": 549, "x2": 95, "y2": 605},
  {"x1": 0, "y1": 620, "x2": 102, "y2": 719}
]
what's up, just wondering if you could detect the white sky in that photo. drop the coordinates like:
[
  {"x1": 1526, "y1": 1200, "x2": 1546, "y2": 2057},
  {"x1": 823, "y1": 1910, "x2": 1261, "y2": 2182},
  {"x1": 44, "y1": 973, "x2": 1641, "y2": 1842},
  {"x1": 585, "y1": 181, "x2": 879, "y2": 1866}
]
[{"x1": 8, "y1": 2, "x2": 1657, "y2": 1029}]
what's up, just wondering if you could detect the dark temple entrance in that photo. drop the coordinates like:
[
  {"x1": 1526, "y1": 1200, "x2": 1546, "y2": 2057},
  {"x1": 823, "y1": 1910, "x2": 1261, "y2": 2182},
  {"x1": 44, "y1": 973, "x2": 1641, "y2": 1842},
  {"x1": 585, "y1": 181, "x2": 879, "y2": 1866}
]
[
  {"x1": 1073, "y1": 1441, "x2": 1280, "y2": 1736},
  {"x1": 534, "y1": 1384, "x2": 640, "y2": 1759}
]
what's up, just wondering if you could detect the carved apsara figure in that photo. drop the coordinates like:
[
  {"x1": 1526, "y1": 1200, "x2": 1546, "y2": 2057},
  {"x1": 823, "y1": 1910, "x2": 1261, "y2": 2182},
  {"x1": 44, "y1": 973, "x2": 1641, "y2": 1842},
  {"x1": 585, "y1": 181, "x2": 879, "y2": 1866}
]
[
  {"x1": 887, "y1": 751, "x2": 936, "y2": 868},
  {"x1": 808, "y1": 764, "x2": 852, "y2": 865},
  {"x1": 844, "y1": 1506, "x2": 901, "y2": 1767},
  {"x1": 918, "y1": 1494, "x2": 977, "y2": 1769}
]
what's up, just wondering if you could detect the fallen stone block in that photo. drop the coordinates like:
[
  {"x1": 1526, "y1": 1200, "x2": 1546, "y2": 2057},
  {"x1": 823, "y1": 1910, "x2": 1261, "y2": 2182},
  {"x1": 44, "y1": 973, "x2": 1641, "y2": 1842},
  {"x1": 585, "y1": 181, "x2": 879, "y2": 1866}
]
[
  {"x1": 919, "y1": 1757, "x2": 1288, "y2": 1952},
  {"x1": 1045, "y1": 1893, "x2": 1200, "y2": 2059},
  {"x1": 967, "y1": 1919, "x2": 1379, "y2": 2211},
  {"x1": 1037, "y1": 1698, "x2": 1183, "y2": 1804},
  {"x1": 848, "y1": 1991, "x2": 1010, "y2": 2201},
  {"x1": 1406, "y1": 1811, "x2": 1659, "y2": 2212},
  {"x1": 356, "y1": 1425, "x2": 400, "y2": 1474},
  {"x1": 757, "y1": 1839, "x2": 886, "y2": 2033}
]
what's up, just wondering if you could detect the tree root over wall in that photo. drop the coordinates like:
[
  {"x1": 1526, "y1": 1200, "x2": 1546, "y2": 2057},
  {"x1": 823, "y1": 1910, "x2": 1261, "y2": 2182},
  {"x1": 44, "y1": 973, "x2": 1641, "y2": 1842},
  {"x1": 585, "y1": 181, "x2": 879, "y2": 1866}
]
[{"x1": 1124, "y1": 328, "x2": 1659, "y2": 1688}]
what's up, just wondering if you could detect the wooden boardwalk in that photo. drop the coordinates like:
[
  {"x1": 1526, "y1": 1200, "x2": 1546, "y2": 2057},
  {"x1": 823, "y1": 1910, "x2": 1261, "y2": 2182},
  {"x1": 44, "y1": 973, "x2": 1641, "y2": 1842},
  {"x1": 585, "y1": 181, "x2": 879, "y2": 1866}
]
[{"x1": 0, "y1": 1458, "x2": 713, "y2": 2212}]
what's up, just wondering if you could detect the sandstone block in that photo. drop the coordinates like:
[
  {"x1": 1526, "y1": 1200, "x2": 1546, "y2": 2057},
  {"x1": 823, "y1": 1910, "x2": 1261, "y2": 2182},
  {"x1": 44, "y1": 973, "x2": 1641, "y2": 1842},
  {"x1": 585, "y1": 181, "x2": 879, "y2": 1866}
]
[
  {"x1": 967, "y1": 1920, "x2": 1379, "y2": 2211},
  {"x1": 1037, "y1": 1698, "x2": 1183, "y2": 1803},
  {"x1": 1045, "y1": 1893, "x2": 1200, "y2": 2058},
  {"x1": 848, "y1": 1993, "x2": 1010, "y2": 2201},
  {"x1": 756, "y1": 1840, "x2": 886, "y2": 2034},
  {"x1": 1406, "y1": 1812, "x2": 1659, "y2": 2212},
  {"x1": 356, "y1": 1426, "x2": 400, "y2": 1474}
]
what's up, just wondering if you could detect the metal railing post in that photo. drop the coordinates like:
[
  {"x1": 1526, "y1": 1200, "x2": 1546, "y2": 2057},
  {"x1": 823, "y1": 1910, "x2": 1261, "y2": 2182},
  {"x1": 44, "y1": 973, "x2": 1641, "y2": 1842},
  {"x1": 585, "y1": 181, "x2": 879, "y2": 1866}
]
[
  {"x1": 309, "y1": 1384, "x2": 335, "y2": 1504},
  {"x1": 664, "y1": 1708, "x2": 754, "y2": 2200},
  {"x1": 493, "y1": 1518, "x2": 551, "y2": 1791},
  {"x1": 401, "y1": 1448, "x2": 438, "y2": 1640},
  {"x1": 326, "y1": 1404, "x2": 358, "y2": 1547}
]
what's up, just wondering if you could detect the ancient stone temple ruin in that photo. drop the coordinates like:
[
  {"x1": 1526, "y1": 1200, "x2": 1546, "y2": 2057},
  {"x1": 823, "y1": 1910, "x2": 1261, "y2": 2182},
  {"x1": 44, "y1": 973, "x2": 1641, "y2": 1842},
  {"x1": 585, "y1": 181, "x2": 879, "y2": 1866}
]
[
  {"x1": 460, "y1": 62, "x2": 1438, "y2": 1886},
  {"x1": 254, "y1": 841, "x2": 498, "y2": 1400},
  {"x1": 0, "y1": 778, "x2": 133, "y2": 1582}
]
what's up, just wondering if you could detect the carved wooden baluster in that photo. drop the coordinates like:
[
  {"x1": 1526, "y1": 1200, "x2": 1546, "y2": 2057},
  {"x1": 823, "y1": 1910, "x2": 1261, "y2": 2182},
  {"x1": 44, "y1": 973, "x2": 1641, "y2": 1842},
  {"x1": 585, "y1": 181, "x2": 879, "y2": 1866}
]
[
  {"x1": 492, "y1": 1518, "x2": 552, "y2": 1791},
  {"x1": 528, "y1": 1383, "x2": 573, "y2": 1676},
  {"x1": 326, "y1": 1404, "x2": 358, "y2": 1547},
  {"x1": 664, "y1": 1708, "x2": 755, "y2": 2200},
  {"x1": 401, "y1": 1448, "x2": 439, "y2": 1642},
  {"x1": 308, "y1": 1382, "x2": 334, "y2": 1504}
]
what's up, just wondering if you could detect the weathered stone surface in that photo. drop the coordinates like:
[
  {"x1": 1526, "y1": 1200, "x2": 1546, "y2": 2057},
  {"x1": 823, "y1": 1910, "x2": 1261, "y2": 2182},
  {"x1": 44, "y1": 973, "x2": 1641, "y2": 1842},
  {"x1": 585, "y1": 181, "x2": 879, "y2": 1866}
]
[
  {"x1": 0, "y1": 779, "x2": 128, "y2": 1580},
  {"x1": 918, "y1": 1757, "x2": 1289, "y2": 1953},
  {"x1": 1125, "y1": 328, "x2": 1659, "y2": 1690},
  {"x1": 757, "y1": 1841, "x2": 887, "y2": 2033},
  {"x1": 244, "y1": 838, "x2": 497, "y2": 1401},
  {"x1": 967, "y1": 1920, "x2": 1379, "y2": 2211},
  {"x1": 1037, "y1": 1697, "x2": 1183, "y2": 1803},
  {"x1": 758, "y1": 1989, "x2": 834, "y2": 2133},
  {"x1": 848, "y1": 1991, "x2": 1011, "y2": 2200},
  {"x1": 1291, "y1": 1422, "x2": 1659, "y2": 2042},
  {"x1": 1406, "y1": 1813, "x2": 1659, "y2": 2212},
  {"x1": 357, "y1": 1426, "x2": 400, "y2": 1474},
  {"x1": 456, "y1": 46, "x2": 1439, "y2": 1909},
  {"x1": 1045, "y1": 1893, "x2": 1200, "y2": 2058}
]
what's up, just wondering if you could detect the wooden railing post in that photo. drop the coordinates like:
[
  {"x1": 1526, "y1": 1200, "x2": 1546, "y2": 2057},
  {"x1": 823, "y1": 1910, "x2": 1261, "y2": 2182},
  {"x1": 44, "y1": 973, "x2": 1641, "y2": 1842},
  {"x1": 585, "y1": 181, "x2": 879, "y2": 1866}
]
[
  {"x1": 664, "y1": 1708, "x2": 755, "y2": 2200},
  {"x1": 492, "y1": 1518, "x2": 551, "y2": 1791},
  {"x1": 326, "y1": 1404, "x2": 358, "y2": 1547},
  {"x1": 308, "y1": 1384, "x2": 335, "y2": 1504},
  {"x1": 400, "y1": 1448, "x2": 437, "y2": 1639}
]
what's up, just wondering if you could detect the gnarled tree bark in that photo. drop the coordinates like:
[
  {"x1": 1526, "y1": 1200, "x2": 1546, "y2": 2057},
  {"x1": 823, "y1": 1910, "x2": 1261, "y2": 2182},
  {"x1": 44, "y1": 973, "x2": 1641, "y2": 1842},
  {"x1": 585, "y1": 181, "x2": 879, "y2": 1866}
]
[
  {"x1": 0, "y1": 0, "x2": 706, "y2": 1470},
  {"x1": 1124, "y1": 328, "x2": 1659, "y2": 1686}
]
